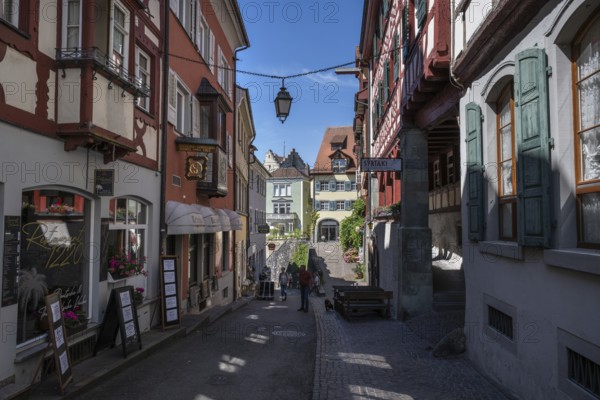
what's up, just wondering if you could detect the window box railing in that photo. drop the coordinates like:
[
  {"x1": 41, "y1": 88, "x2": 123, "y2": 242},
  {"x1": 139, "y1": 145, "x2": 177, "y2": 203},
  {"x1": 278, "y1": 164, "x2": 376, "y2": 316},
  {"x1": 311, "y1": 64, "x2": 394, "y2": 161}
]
[{"x1": 56, "y1": 47, "x2": 150, "y2": 97}]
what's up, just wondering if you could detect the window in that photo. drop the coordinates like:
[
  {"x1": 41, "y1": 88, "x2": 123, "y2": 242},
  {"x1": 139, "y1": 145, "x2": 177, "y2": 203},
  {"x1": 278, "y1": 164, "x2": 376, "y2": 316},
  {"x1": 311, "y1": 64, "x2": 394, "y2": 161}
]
[
  {"x1": 432, "y1": 160, "x2": 441, "y2": 188},
  {"x1": 273, "y1": 203, "x2": 290, "y2": 214},
  {"x1": 332, "y1": 158, "x2": 347, "y2": 173},
  {"x1": 336, "y1": 201, "x2": 345, "y2": 210},
  {"x1": 336, "y1": 181, "x2": 345, "y2": 191},
  {"x1": 497, "y1": 84, "x2": 517, "y2": 241},
  {"x1": 487, "y1": 305, "x2": 514, "y2": 340},
  {"x1": 111, "y1": 2, "x2": 129, "y2": 76},
  {"x1": 136, "y1": 49, "x2": 151, "y2": 112},
  {"x1": 273, "y1": 184, "x2": 291, "y2": 197},
  {"x1": 198, "y1": 16, "x2": 213, "y2": 64},
  {"x1": 1, "y1": 0, "x2": 19, "y2": 26},
  {"x1": 447, "y1": 151, "x2": 455, "y2": 184},
  {"x1": 218, "y1": 47, "x2": 231, "y2": 97},
  {"x1": 176, "y1": 82, "x2": 191, "y2": 134},
  {"x1": 63, "y1": 0, "x2": 80, "y2": 49},
  {"x1": 351, "y1": 182, "x2": 357, "y2": 191},
  {"x1": 321, "y1": 202, "x2": 330, "y2": 211},
  {"x1": 320, "y1": 181, "x2": 329, "y2": 191},
  {"x1": 574, "y1": 15, "x2": 600, "y2": 247}
]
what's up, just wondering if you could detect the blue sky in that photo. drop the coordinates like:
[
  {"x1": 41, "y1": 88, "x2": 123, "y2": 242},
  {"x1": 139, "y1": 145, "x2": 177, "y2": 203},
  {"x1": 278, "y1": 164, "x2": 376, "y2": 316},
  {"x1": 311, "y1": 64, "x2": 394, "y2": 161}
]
[{"x1": 236, "y1": 1, "x2": 363, "y2": 167}]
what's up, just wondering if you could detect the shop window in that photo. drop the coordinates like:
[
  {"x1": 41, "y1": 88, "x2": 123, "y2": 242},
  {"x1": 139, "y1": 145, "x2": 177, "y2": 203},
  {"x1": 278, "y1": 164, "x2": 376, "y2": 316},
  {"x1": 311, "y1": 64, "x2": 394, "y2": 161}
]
[
  {"x1": 107, "y1": 197, "x2": 147, "y2": 275},
  {"x1": 18, "y1": 190, "x2": 89, "y2": 346}
]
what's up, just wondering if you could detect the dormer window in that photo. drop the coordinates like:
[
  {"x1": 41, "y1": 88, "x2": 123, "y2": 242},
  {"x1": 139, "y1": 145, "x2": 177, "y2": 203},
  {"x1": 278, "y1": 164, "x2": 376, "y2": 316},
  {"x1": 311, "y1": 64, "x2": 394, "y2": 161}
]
[{"x1": 332, "y1": 158, "x2": 348, "y2": 173}]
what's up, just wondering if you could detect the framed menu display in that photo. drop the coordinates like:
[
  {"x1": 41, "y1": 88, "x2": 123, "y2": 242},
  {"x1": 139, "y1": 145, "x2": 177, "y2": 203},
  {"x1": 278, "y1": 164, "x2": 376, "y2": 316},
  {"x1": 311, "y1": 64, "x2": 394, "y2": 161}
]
[
  {"x1": 94, "y1": 286, "x2": 142, "y2": 358},
  {"x1": 44, "y1": 293, "x2": 73, "y2": 394},
  {"x1": 160, "y1": 256, "x2": 180, "y2": 329}
]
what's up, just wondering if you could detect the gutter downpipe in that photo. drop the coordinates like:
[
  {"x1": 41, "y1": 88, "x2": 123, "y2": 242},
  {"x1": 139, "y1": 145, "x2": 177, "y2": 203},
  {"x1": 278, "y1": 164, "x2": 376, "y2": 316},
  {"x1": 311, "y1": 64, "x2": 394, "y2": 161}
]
[
  {"x1": 159, "y1": 0, "x2": 170, "y2": 256},
  {"x1": 233, "y1": 44, "x2": 249, "y2": 300}
]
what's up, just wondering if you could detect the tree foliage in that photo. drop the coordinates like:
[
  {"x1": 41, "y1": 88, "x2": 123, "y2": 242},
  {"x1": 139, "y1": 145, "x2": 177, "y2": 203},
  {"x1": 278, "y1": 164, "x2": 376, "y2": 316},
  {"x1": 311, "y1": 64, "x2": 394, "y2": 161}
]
[{"x1": 340, "y1": 199, "x2": 365, "y2": 252}]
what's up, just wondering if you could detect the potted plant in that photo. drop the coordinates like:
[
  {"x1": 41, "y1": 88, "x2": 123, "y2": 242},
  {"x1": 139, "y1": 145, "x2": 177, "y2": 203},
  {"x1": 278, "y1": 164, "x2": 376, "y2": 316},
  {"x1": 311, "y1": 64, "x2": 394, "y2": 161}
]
[
  {"x1": 63, "y1": 306, "x2": 88, "y2": 336},
  {"x1": 353, "y1": 263, "x2": 365, "y2": 279},
  {"x1": 133, "y1": 287, "x2": 145, "y2": 306},
  {"x1": 108, "y1": 254, "x2": 148, "y2": 279}
]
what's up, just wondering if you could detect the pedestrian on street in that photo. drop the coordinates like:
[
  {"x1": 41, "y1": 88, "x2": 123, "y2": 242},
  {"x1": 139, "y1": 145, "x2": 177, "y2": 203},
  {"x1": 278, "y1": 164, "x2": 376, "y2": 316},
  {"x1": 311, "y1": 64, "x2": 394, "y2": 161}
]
[
  {"x1": 297, "y1": 265, "x2": 312, "y2": 312},
  {"x1": 279, "y1": 267, "x2": 289, "y2": 301},
  {"x1": 310, "y1": 272, "x2": 320, "y2": 296}
]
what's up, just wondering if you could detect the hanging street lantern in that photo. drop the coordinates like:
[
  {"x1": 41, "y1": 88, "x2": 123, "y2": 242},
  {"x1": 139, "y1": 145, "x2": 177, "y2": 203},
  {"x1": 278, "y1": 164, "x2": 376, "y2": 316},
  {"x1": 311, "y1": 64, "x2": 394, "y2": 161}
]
[{"x1": 274, "y1": 80, "x2": 292, "y2": 123}]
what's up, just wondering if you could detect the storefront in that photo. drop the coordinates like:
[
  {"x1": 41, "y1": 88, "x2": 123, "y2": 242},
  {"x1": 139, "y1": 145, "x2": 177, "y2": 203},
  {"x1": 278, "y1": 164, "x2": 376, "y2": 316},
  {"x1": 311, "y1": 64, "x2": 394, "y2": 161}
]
[{"x1": 0, "y1": 126, "x2": 161, "y2": 385}]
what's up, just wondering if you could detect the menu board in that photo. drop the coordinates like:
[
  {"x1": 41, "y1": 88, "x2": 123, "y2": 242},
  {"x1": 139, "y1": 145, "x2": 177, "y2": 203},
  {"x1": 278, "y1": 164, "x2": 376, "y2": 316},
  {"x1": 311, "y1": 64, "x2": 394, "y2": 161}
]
[
  {"x1": 2, "y1": 216, "x2": 20, "y2": 307},
  {"x1": 44, "y1": 293, "x2": 73, "y2": 394},
  {"x1": 94, "y1": 287, "x2": 142, "y2": 358},
  {"x1": 160, "y1": 256, "x2": 180, "y2": 329}
]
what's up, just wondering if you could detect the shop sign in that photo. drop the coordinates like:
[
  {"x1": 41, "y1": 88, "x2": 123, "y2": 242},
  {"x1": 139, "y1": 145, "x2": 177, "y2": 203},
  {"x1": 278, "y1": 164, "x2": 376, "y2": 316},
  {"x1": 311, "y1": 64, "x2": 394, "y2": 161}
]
[
  {"x1": 185, "y1": 156, "x2": 208, "y2": 181},
  {"x1": 94, "y1": 169, "x2": 114, "y2": 196},
  {"x1": 257, "y1": 224, "x2": 270, "y2": 234},
  {"x1": 360, "y1": 158, "x2": 403, "y2": 172}
]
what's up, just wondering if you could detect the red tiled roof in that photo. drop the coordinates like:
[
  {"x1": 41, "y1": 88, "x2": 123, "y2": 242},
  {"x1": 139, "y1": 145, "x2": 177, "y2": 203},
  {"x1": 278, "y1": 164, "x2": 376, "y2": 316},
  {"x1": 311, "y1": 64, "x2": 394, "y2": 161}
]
[{"x1": 313, "y1": 126, "x2": 356, "y2": 174}]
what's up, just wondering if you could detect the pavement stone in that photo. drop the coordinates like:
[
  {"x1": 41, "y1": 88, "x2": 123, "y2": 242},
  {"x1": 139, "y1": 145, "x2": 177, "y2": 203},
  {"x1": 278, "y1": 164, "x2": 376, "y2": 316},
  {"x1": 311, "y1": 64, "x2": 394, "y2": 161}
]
[{"x1": 3, "y1": 241, "x2": 514, "y2": 400}]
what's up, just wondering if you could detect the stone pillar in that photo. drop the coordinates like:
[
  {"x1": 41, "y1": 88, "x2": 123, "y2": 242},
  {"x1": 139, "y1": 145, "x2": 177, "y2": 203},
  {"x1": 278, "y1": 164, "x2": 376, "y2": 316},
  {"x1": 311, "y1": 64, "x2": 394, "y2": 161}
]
[{"x1": 397, "y1": 129, "x2": 432, "y2": 319}]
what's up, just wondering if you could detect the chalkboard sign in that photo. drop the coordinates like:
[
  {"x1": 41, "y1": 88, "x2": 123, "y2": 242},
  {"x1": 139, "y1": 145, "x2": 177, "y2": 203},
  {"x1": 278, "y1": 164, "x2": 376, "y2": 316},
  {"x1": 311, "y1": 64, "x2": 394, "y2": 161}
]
[
  {"x1": 94, "y1": 169, "x2": 114, "y2": 196},
  {"x1": 44, "y1": 293, "x2": 73, "y2": 394},
  {"x1": 94, "y1": 287, "x2": 142, "y2": 358},
  {"x1": 2, "y1": 216, "x2": 20, "y2": 307},
  {"x1": 160, "y1": 256, "x2": 180, "y2": 329}
]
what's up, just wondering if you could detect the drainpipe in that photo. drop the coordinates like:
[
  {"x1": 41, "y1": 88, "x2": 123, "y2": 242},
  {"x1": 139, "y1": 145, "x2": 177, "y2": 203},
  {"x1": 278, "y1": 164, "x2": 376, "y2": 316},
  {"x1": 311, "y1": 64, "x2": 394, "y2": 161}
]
[
  {"x1": 232, "y1": 44, "x2": 249, "y2": 300},
  {"x1": 159, "y1": 1, "x2": 170, "y2": 257}
]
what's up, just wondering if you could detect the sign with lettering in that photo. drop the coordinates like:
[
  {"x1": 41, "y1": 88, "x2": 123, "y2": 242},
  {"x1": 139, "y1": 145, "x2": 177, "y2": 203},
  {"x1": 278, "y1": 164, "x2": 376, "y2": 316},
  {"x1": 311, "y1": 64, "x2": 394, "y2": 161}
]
[
  {"x1": 185, "y1": 156, "x2": 208, "y2": 181},
  {"x1": 257, "y1": 224, "x2": 270, "y2": 234},
  {"x1": 94, "y1": 287, "x2": 142, "y2": 358},
  {"x1": 2, "y1": 216, "x2": 20, "y2": 307},
  {"x1": 44, "y1": 292, "x2": 73, "y2": 394},
  {"x1": 360, "y1": 158, "x2": 403, "y2": 172},
  {"x1": 160, "y1": 256, "x2": 180, "y2": 330},
  {"x1": 94, "y1": 169, "x2": 114, "y2": 196}
]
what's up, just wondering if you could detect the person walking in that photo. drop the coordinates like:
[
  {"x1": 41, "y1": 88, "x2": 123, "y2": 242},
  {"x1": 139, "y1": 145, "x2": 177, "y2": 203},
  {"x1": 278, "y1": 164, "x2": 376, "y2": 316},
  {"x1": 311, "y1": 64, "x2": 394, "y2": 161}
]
[
  {"x1": 297, "y1": 265, "x2": 312, "y2": 312},
  {"x1": 310, "y1": 272, "x2": 320, "y2": 296},
  {"x1": 278, "y1": 267, "x2": 289, "y2": 301}
]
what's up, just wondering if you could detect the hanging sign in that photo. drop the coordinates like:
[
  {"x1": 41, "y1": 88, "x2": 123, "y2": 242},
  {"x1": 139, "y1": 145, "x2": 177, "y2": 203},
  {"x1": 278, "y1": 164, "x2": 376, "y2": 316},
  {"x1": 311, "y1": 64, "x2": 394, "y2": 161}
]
[{"x1": 360, "y1": 158, "x2": 403, "y2": 172}]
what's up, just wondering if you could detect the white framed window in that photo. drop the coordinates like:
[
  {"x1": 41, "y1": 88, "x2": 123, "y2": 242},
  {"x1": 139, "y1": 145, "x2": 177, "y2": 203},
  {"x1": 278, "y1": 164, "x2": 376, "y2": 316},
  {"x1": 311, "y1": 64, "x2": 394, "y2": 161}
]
[
  {"x1": 273, "y1": 184, "x2": 291, "y2": 197},
  {"x1": 1, "y1": 0, "x2": 19, "y2": 26},
  {"x1": 176, "y1": 82, "x2": 191, "y2": 135},
  {"x1": 218, "y1": 47, "x2": 231, "y2": 97},
  {"x1": 136, "y1": 48, "x2": 151, "y2": 112},
  {"x1": 110, "y1": 1, "x2": 130, "y2": 76},
  {"x1": 336, "y1": 201, "x2": 345, "y2": 210},
  {"x1": 62, "y1": 0, "x2": 81, "y2": 50},
  {"x1": 273, "y1": 203, "x2": 291, "y2": 214},
  {"x1": 332, "y1": 158, "x2": 347, "y2": 173},
  {"x1": 322, "y1": 202, "x2": 330, "y2": 211},
  {"x1": 336, "y1": 181, "x2": 345, "y2": 191}
]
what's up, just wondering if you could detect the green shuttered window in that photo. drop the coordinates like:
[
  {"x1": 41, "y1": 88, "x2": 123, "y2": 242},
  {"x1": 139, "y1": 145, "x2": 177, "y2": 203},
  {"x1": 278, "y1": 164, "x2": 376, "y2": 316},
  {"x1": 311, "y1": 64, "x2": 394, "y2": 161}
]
[
  {"x1": 465, "y1": 102, "x2": 485, "y2": 241},
  {"x1": 514, "y1": 48, "x2": 552, "y2": 248}
]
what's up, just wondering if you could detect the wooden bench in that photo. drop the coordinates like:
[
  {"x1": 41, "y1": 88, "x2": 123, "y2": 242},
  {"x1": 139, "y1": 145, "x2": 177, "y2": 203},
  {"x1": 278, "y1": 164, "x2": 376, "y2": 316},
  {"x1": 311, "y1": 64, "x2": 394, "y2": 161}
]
[
  {"x1": 332, "y1": 286, "x2": 383, "y2": 313},
  {"x1": 337, "y1": 290, "x2": 392, "y2": 321}
]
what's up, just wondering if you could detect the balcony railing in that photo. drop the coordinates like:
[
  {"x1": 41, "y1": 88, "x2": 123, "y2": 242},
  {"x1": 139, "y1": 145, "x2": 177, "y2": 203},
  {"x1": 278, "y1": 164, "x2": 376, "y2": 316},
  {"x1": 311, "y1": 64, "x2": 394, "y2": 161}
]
[
  {"x1": 267, "y1": 213, "x2": 298, "y2": 221},
  {"x1": 56, "y1": 47, "x2": 150, "y2": 97}
]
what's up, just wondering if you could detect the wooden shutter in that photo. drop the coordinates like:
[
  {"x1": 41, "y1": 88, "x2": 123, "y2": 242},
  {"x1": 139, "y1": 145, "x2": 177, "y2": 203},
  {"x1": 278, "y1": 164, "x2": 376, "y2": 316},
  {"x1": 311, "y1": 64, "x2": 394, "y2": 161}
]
[
  {"x1": 465, "y1": 102, "x2": 485, "y2": 241},
  {"x1": 168, "y1": 71, "x2": 177, "y2": 124},
  {"x1": 344, "y1": 181, "x2": 351, "y2": 191},
  {"x1": 514, "y1": 48, "x2": 552, "y2": 248},
  {"x1": 315, "y1": 200, "x2": 321, "y2": 210},
  {"x1": 384, "y1": 61, "x2": 390, "y2": 102},
  {"x1": 170, "y1": 0, "x2": 179, "y2": 16},
  {"x1": 417, "y1": 0, "x2": 427, "y2": 29},
  {"x1": 329, "y1": 181, "x2": 336, "y2": 191},
  {"x1": 209, "y1": 31, "x2": 215, "y2": 74},
  {"x1": 402, "y1": 6, "x2": 410, "y2": 62},
  {"x1": 315, "y1": 181, "x2": 321, "y2": 192},
  {"x1": 329, "y1": 201, "x2": 336, "y2": 211},
  {"x1": 345, "y1": 200, "x2": 351, "y2": 210}
]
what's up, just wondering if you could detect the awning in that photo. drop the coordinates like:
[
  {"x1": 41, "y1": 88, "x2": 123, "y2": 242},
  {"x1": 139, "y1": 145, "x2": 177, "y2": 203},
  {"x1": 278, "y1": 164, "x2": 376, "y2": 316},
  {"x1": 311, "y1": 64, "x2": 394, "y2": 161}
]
[
  {"x1": 214, "y1": 208, "x2": 231, "y2": 232},
  {"x1": 165, "y1": 201, "x2": 221, "y2": 235},
  {"x1": 225, "y1": 209, "x2": 243, "y2": 231}
]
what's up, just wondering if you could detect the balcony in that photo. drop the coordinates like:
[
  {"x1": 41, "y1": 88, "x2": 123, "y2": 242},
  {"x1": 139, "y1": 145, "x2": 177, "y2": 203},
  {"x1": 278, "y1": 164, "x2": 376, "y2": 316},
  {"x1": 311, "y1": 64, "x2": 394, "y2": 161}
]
[
  {"x1": 56, "y1": 47, "x2": 150, "y2": 98},
  {"x1": 267, "y1": 213, "x2": 298, "y2": 222}
]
